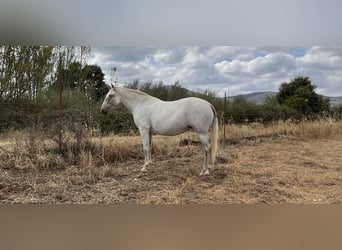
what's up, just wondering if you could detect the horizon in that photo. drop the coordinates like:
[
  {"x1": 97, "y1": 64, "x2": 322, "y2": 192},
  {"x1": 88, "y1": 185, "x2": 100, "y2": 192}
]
[{"x1": 111, "y1": 82, "x2": 342, "y2": 99}]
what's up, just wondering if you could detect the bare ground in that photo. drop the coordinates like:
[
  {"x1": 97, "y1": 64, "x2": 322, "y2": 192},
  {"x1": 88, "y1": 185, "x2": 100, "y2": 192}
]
[{"x1": 1, "y1": 135, "x2": 342, "y2": 204}]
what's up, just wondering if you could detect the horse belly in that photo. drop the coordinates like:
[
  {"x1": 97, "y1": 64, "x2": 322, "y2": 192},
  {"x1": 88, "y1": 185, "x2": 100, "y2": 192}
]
[
  {"x1": 151, "y1": 114, "x2": 188, "y2": 136},
  {"x1": 153, "y1": 126, "x2": 188, "y2": 136}
]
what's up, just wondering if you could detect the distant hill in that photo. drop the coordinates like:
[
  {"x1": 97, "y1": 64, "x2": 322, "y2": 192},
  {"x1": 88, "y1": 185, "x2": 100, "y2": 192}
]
[
  {"x1": 228, "y1": 92, "x2": 277, "y2": 104},
  {"x1": 229, "y1": 91, "x2": 342, "y2": 107},
  {"x1": 329, "y1": 96, "x2": 342, "y2": 107}
]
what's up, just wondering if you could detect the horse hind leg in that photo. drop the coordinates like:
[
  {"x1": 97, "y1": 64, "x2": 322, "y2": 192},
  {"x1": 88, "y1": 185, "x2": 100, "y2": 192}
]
[{"x1": 198, "y1": 133, "x2": 212, "y2": 176}]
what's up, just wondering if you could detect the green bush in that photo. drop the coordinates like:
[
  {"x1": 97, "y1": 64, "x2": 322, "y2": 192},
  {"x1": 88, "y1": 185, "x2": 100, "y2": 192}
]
[{"x1": 97, "y1": 105, "x2": 136, "y2": 135}]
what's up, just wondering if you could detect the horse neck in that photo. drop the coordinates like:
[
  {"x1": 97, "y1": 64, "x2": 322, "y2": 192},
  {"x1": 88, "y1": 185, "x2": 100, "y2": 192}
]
[{"x1": 117, "y1": 87, "x2": 156, "y2": 113}]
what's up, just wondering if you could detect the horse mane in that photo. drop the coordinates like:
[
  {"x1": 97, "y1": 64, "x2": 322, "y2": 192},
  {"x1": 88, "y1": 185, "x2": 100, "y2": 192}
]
[
  {"x1": 120, "y1": 87, "x2": 149, "y2": 96},
  {"x1": 118, "y1": 87, "x2": 159, "y2": 100}
]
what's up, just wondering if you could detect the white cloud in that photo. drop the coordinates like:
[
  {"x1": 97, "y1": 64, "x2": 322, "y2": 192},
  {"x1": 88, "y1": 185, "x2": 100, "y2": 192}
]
[
  {"x1": 215, "y1": 60, "x2": 244, "y2": 75},
  {"x1": 250, "y1": 53, "x2": 296, "y2": 75},
  {"x1": 297, "y1": 46, "x2": 342, "y2": 70},
  {"x1": 153, "y1": 51, "x2": 173, "y2": 65},
  {"x1": 182, "y1": 47, "x2": 209, "y2": 66},
  {"x1": 152, "y1": 48, "x2": 185, "y2": 65},
  {"x1": 215, "y1": 53, "x2": 296, "y2": 77},
  {"x1": 90, "y1": 46, "x2": 342, "y2": 97}
]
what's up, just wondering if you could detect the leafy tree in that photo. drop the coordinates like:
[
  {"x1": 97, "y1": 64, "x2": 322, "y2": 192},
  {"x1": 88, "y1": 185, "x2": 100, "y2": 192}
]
[
  {"x1": 50, "y1": 46, "x2": 91, "y2": 89},
  {"x1": 0, "y1": 46, "x2": 54, "y2": 101},
  {"x1": 276, "y1": 76, "x2": 330, "y2": 116},
  {"x1": 51, "y1": 62, "x2": 106, "y2": 101},
  {"x1": 64, "y1": 61, "x2": 83, "y2": 89},
  {"x1": 82, "y1": 64, "x2": 107, "y2": 101}
]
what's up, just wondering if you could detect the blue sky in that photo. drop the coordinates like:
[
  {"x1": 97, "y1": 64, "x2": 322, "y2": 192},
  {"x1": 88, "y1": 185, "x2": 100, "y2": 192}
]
[{"x1": 89, "y1": 46, "x2": 342, "y2": 97}]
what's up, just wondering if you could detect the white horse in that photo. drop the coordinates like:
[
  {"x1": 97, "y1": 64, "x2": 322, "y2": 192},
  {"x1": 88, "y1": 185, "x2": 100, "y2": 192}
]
[{"x1": 101, "y1": 84, "x2": 218, "y2": 176}]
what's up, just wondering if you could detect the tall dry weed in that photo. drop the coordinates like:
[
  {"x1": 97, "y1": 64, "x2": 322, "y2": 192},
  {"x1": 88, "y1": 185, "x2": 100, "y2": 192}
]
[{"x1": 221, "y1": 119, "x2": 341, "y2": 141}]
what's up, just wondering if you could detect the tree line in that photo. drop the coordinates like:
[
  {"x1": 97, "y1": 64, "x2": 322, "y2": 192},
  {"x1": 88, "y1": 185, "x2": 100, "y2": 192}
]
[
  {"x1": 1, "y1": 46, "x2": 341, "y2": 134},
  {"x1": 0, "y1": 46, "x2": 107, "y2": 102},
  {"x1": 0, "y1": 46, "x2": 107, "y2": 132}
]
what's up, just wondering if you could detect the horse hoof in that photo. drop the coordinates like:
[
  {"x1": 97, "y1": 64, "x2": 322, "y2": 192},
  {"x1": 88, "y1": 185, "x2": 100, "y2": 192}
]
[
  {"x1": 140, "y1": 167, "x2": 148, "y2": 172},
  {"x1": 200, "y1": 169, "x2": 210, "y2": 176}
]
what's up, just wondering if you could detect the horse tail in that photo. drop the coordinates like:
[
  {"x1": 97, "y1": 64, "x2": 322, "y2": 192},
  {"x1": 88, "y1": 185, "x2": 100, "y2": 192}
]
[{"x1": 210, "y1": 105, "x2": 219, "y2": 167}]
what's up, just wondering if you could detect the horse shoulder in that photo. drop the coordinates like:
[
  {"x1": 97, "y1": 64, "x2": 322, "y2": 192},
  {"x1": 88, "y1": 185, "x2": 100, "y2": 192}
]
[{"x1": 132, "y1": 99, "x2": 160, "y2": 128}]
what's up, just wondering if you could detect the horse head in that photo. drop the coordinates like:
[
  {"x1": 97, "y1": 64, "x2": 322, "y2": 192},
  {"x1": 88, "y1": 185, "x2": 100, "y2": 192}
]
[{"x1": 100, "y1": 84, "x2": 121, "y2": 114}]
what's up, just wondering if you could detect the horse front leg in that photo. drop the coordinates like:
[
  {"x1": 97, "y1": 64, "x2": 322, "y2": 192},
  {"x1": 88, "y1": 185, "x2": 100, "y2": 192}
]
[{"x1": 139, "y1": 127, "x2": 152, "y2": 172}]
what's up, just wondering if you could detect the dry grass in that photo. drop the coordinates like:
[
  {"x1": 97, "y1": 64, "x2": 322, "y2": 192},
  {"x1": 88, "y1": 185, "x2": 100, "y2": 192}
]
[
  {"x1": 0, "y1": 119, "x2": 341, "y2": 204},
  {"x1": 223, "y1": 118, "x2": 342, "y2": 141}
]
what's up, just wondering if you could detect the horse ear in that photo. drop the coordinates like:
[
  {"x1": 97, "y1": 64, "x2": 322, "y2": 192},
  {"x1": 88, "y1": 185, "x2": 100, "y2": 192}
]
[{"x1": 111, "y1": 83, "x2": 116, "y2": 90}]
